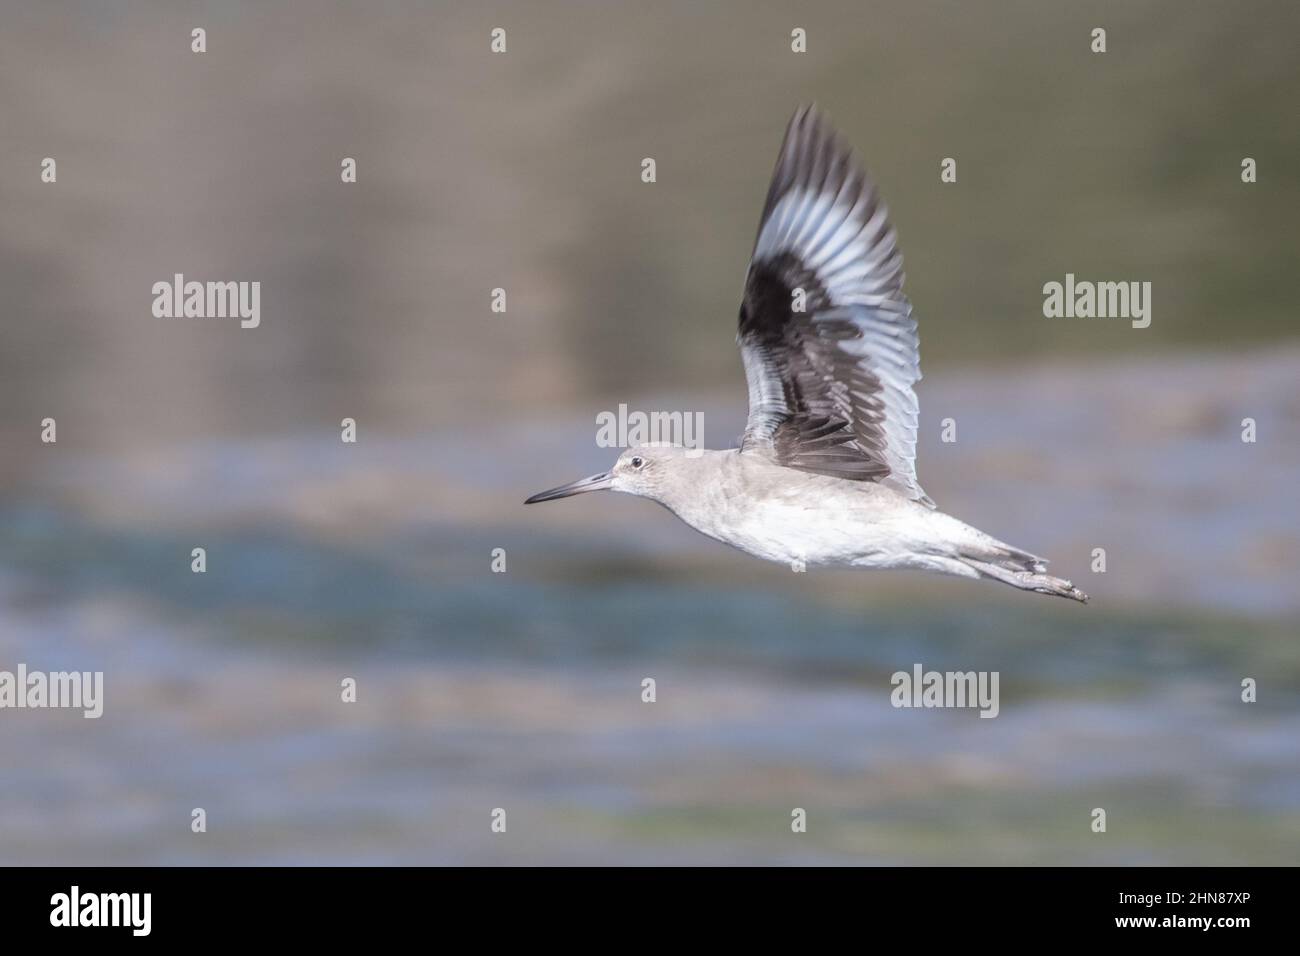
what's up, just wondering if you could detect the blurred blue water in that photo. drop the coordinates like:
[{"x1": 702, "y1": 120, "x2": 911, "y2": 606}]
[{"x1": 2, "y1": 351, "x2": 1298, "y2": 864}]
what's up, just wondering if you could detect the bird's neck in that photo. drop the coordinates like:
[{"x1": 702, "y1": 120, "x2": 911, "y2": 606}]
[{"x1": 648, "y1": 449, "x2": 734, "y2": 513}]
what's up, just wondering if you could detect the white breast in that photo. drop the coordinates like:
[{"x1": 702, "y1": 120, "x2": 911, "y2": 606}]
[{"x1": 663, "y1": 453, "x2": 935, "y2": 569}]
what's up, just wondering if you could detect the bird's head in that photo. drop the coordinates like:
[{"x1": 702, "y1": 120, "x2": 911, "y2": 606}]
[{"x1": 524, "y1": 443, "x2": 692, "y2": 505}]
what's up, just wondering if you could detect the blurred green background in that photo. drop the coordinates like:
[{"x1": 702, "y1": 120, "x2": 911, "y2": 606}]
[{"x1": 0, "y1": 1, "x2": 1297, "y2": 865}]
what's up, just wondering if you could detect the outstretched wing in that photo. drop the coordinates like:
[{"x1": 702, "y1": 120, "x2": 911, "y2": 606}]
[{"x1": 737, "y1": 105, "x2": 931, "y2": 506}]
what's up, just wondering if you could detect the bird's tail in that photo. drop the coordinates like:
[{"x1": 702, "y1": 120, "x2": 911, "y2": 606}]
[{"x1": 959, "y1": 546, "x2": 1089, "y2": 604}]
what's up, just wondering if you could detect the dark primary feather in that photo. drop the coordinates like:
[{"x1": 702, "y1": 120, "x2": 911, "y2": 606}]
[{"x1": 737, "y1": 105, "x2": 931, "y2": 504}]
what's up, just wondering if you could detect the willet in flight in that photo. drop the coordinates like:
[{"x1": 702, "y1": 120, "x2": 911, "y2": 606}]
[{"x1": 527, "y1": 106, "x2": 1087, "y2": 603}]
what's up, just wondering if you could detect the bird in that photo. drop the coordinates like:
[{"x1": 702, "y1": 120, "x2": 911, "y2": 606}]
[{"x1": 526, "y1": 105, "x2": 1087, "y2": 603}]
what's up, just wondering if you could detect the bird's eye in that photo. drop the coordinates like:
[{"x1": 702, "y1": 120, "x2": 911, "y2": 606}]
[{"x1": 631, "y1": 456, "x2": 644, "y2": 469}]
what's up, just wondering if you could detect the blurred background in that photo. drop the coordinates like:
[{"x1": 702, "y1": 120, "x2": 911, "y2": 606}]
[{"x1": 1, "y1": 0, "x2": 1298, "y2": 864}]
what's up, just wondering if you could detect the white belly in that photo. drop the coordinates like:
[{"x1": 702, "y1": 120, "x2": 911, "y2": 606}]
[{"x1": 668, "y1": 467, "x2": 942, "y2": 569}]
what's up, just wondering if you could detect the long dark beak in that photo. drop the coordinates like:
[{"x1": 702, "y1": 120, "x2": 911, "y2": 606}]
[{"x1": 524, "y1": 471, "x2": 613, "y2": 504}]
